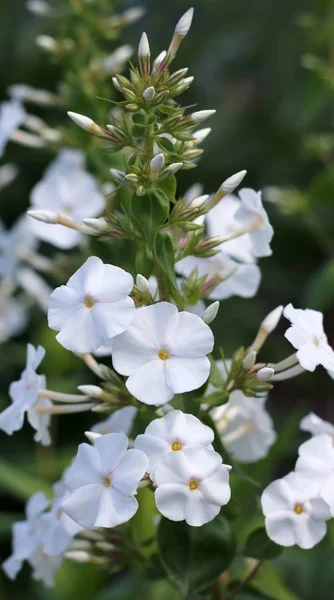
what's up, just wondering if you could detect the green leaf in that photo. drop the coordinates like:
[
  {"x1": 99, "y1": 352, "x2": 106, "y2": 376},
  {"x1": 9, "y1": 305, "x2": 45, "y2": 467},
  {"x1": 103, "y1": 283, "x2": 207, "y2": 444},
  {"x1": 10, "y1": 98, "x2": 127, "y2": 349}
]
[
  {"x1": 157, "y1": 516, "x2": 236, "y2": 597},
  {"x1": 135, "y1": 246, "x2": 154, "y2": 278},
  {"x1": 209, "y1": 355, "x2": 227, "y2": 388},
  {"x1": 154, "y1": 232, "x2": 178, "y2": 289},
  {"x1": 304, "y1": 260, "x2": 334, "y2": 310},
  {"x1": 156, "y1": 176, "x2": 177, "y2": 203},
  {"x1": 130, "y1": 192, "x2": 169, "y2": 247},
  {"x1": 245, "y1": 527, "x2": 283, "y2": 560},
  {"x1": 0, "y1": 458, "x2": 52, "y2": 500},
  {"x1": 202, "y1": 390, "x2": 229, "y2": 407}
]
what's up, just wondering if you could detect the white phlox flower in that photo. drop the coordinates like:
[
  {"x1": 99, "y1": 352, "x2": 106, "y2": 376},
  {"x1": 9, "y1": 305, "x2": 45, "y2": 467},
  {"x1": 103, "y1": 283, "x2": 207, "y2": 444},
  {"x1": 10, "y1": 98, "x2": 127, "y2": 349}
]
[
  {"x1": 48, "y1": 256, "x2": 135, "y2": 353},
  {"x1": 234, "y1": 188, "x2": 273, "y2": 257},
  {"x1": 134, "y1": 409, "x2": 214, "y2": 477},
  {"x1": 261, "y1": 471, "x2": 331, "y2": 549},
  {"x1": 112, "y1": 302, "x2": 214, "y2": 405},
  {"x1": 62, "y1": 432, "x2": 148, "y2": 529},
  {"x1": 296, "y1": 434, "x2": 334, "y2": 515},
  {"x1": 283, "y1": 304, "x2": 334, "y2": 372},
  {"x1": 0, "y1": 292, "x2": 28, "y2": 343},
  {"x1": 300, "y1": 412, "x2": 334, "y2": 438},
  {"x1": 0, "y1": 99, "x2": 26, "y2": 157},
  {"x1": 40, "y1": 481, "x2": 83, "y2": 556},
  {"x1": 0, "y1": 215, "x2": 38, "y2": 282},
  {"x1": 0, "y1": 163, "x2": 18, "y2": 190},
  {"x1": 29, "y1": 149, "x2": 105, "y2": 249},
  {"x1": 0, "y1": 344, "x2": 51, "y2": 444},
  {"x1": 208, "y1": 360, "x2": 276, "y2": 463},
  {"x1": 154, "y1": 445, "x2": 231, "y2": 526},
  {"x1": 176, "y1": 253, "x2": 261, "y2": 300},
  {"x1": 2, "y1": 491, "x2": 49, "y2": 580},
  {"x1": 91, "y1": 405, "x2": 138, "y2": 436},
  {"x1": 28, "y1": 548, "x2": 63, "y2": 588}
]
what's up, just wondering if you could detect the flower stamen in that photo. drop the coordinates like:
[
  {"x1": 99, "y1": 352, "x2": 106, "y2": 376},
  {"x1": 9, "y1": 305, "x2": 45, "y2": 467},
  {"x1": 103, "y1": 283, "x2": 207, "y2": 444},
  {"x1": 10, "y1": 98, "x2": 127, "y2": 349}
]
[
  {"x1": 158, "y1": 349, "x2": 169, "y2": 360},
  {"x1": 171, "y1": 441, "x2": 182, "y2": 451},
  {"x1": 294, "y1": 503, "x2": 304, "y2": 515},
  {"x1": 84, "y1": 295, "x2": 94, "y2": 308},
  {"x1": 102, "y1": 475, "x2": 111, "y2": 487},
  {"x1": 188, "y1": 479, "x2": 199, "y2": 491}
]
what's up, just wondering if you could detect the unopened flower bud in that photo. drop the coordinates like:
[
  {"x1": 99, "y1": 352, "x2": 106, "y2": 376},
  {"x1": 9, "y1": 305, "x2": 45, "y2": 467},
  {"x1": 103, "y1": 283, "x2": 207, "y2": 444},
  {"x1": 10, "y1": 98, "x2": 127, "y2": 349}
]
[
  {"x1": 257, "y1": 367, "x2": 275, "y2": 382},
  {"x1": 36, "y1": 34, "x2": 57, "y2": 52},
  {"x1": 260, "y1": 305, "x2": 283, "y2": 334},
  {"x1": 112, "y1": 76, "x2": 122, "y2": 92},
  {"x1": 125, "y1": 173, "x2": 139, "y2": 184},
  {"x1": 110, "y1": 168, "x2": 125, "y2": 182},
  {"x1": 138, "y1": 31, "x2": 150, "y2": 57},
  {"x1": 191, "y1": 110, "x2": 216, "y2": 124},
  {"x1": 163, "y1": 162, "x2": 183, "y2": 175},
  {"x1": 67, "y1": 111, "x2": 104, "y2": 136},
  {"x1": 125, "y1": 103, "x2": 139, "y2": 111},
  {"x1": 78, "y1": 385, "x2": 104, "y2": 398},
  {"x1": 175, "y1": 7, "x2": 194, "y2": 37},
  {"x1": 143, "y1": 86, "x2": 155, "y2": 102},
  {"x1": 136, "y1": 274, "x2": 150, "y2": 293},
  {"x1": 65, "y1": 551, "x2": 91, "y2": 563},
  {"x1": 221, "y1": 170, "x2": 247, "y2": 194},
  {"x1": 83, "y1": 218, "x2": 108, "y2": 233},
  {"x1": 85, "y1": 431, "x2": 102, "y2": 443},
  {"x1": 153, "y1": 50, "x2": 167, "y2": 71},
  {"x1": 192, "y1": 128, "x2": 212, "y2": 143},
  {"x1": 136, "y1": 185, "x2": 146, "y2": 196},
  {"x1": 242, "y1": 351, "x2": 257, "y2": 370},
  {"x1": 27, "y1": 209, "x2": 58, "y2": 224},
  {"x1": 203, "y1": 301, "x2": 219, "y2": 325},
  {"x1": 150, "y1": 153, "x2": 165, "y2": 172}
]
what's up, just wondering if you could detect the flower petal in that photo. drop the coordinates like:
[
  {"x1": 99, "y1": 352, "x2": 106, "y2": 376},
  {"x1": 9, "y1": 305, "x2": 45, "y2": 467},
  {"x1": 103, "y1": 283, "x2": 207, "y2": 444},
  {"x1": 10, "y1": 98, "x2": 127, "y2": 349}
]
[
  {"x1": 126, "y1": 360, "x2": 173, "y2": 405},
  {"x1": 155, "y1": 483, "x2": 188, "y2": 521},
  {"x1": 94, "y1": 432, "x2": 128, "y2": 474},
  {"x1": 184, "y1": 489, "x2": 221, "y2": 526},
  {"x1": 134, "y1": 434, "x2": 170, "y2": 474},
  {"x1": 66, "y1": 256, "x2": 104, "y2": 297},
  {"x1": 92, "y1": 296, "x2": 135, "y2": 339},
  {"x1": 200, "y1": 466, "x2": 231, "y2": 506},
  {"x1": 111, "y1": 449, "x2": 148, "y2": 496},
  {"x1": 168, "y1": 311, "x2": 214, "y2": 358},
  {"x1": 62, "y1": 484, "x2": 103, "y2": 529},
  {"x1": 94, "y1": 488, "x2": 138, "y2": 528},
  {"x1": 165, "y1": 356, "x2": 211, "y2": 394},
  {"x1": 64, "y1": 443, "x2": 101, "y2": 492}
]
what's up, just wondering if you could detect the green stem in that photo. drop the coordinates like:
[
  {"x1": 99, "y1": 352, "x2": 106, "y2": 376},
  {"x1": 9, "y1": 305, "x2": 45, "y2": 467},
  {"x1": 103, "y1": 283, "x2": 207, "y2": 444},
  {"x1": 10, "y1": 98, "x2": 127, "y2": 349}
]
[
  {"x1": 222, "y1": 560, "x2": 263, "y2": 600},
  {"x1": 155, "y1": 261, "x2": 170, "y2": 301}
]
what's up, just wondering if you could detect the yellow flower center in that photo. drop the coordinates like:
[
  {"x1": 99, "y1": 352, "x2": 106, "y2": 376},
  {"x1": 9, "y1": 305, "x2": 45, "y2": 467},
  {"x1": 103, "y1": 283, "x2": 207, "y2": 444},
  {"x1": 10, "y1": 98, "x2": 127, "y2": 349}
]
[
  {"x1": 56, "y1": 508, "x2": 62, "y2": 520},
  {"x1": 102, "y1": 475, "x2": 111, "y2": 487},
  {"x1": 171, "y1": 441, "x2": 182, "y2": 451},
  {"x1": 84, "y1": 295, "x2": 94, "y2": 308},
  {"x1": 188, "y1": 479, "x2": 199, "y2": 491},
  {"x1": 158, "y1": 349, "x2": 169, "y2": 360},
  {"x1": 294, "y1": 503, "x2": 303, "y2": 515}
]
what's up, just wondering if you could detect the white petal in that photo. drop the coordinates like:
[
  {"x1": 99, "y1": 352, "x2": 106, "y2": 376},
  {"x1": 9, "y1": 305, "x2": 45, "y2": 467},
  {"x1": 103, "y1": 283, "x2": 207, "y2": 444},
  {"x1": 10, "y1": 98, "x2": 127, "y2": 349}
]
[
  {"x1": 94, "y1": 432, "x2": 128, "y2": 474},
  {"x1": 0, "y1": 402, "x2": 25, "y2": 435},
  {"x1": 154, "y1": 451, "x2": 192, "y2": 485},
  {"x1": 92, "y1": 296, "x2": 135, "y2": 339},
  {"x1": 261, "y1": 479, "x2": 293, "y2": 516},
  {"x1": 155, "y1": 484, "x2": 188, "y2": 521},
  {"x1": 56, "y1": 307, "x2": 103, "y2": 353},
  {"x1": 62, "y1": 484, "x2": 103, "y2": 529},
  {"x1": 184, "y1": 489, "x2": 221, "y2": 526},
  {"x1": 293, "y1": 514, "x2": 327, "y2": 549},
  {"x1": 26, "y1": 491, "x2": 49, "y2": 520},
  {"x1": 308, "y1": 498, "x2": 332, "y2": 521},
  {"x1": 2, "y1": 555, "x2": 23, "y2": 580},
  {"x1": 64, "y1": 443, "x2": 101, "y2": 491},
  {"x1": 134, "y1": 434, "x2": 170, "y2": 474},
  {"x1": 48, "y1": 285, "x2": 82, "y2": 330},
  {"x1": 165, "y1": 356, "x2": 211, "y2": 394},
  {"x1": 182, "y1": 446, "x2": 222, "y2": 479},
  {"x1": 111, "y1": 449, "x2": 148, "y2": 495},
  {"x1": 168, "y1": 311, "x2": 214, "y2": 358},
  {"x1": 91, "y1": 406, "x2": 137, "y2": 436},
  {"x1": 66, "y1": 256, "x2": 104, "y2": 296},
  {"x1": 95, "y1": 488, "x2": 138, "y2": 528},
  {"x1": 126, "y1": 360, "x2": 173, "y2": 405},
  {"x1": 200, "y1": 466, "x2": 231, "y2": 506},
  {"x1": 93, "y1": 264, "x2": 133, "y2": 300},
  {"x1": 210, "y1": 263, "x2": 261, "y2": 300},
  {"x1": 265, "y1": 513, "x2": 296, "y2": 546},
  {"x1": 296, "y1": 344, "x2": 320, "y2": 371}
]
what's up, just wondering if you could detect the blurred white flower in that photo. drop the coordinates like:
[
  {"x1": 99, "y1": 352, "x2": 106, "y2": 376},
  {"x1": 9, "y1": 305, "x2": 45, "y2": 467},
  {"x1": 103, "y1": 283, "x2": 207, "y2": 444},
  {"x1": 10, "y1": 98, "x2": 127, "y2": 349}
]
[
  {"x1": 48, "y1": 256, "x2": 135, "y2": 353},
  {"x1": 155, "y1": 446, "x2": 231, "y2": 526},
  {"x1": 28, "y1": 548, "x2": 63, "y2": 588},
  {"x1": 0, "y1": 99, "x2": 25, "y2": 157},
  {"x1": 112, "y1": 302, "x2": 214, "y2": 405},
  {"x1": 300, "y1": 412, "x2": 334, "y2": 437},
  {"x1": 261, "y1": 471, "x2": 331, "y2": 549},
  {"x1": 101, "y1": 45, "x2": 133, "y2": 72},
  {"x1": 234, "y1": 188, "x2": 273, "y2": 257},
  {"x1": 62, "y1": 432, "x2": 148, "y2": 528},
  {"x1": 40, "y1": 483, "x2": 82, "y2": 556},
  {"x1": 135, "y1": 410, "x2": 214, "y2": 477},
  {"x1": 0, "y1": 163, "x2": 18, "y2": 190},
  {"x1": 284, "y1": 304, "x2": 334, "y2": 372},
  {"x1": 0, "y1": 344, "x2": 51, "y2": 444},
  {"x1": 296, "y1": 434, "x2": 334, "y2": 515},
  {"x1": 29, "y1": 149, "x2": 105, "y2": 249},
  {"x1": 91, "y1": 406, "x2": 138, "y2": 436},
  {"x1": 2, "y1": 491, "x2": 49, "y2": 580},
  {"x1": 176, "y1": 253, "x2": 261, "y2": 300},
  {"x1": 8, "y1": 84, "x2": 60, "y2": 106},
  {"x1": 0, "y1": 291, "x2": 28, "y2": 343},
  {"x1": 0, "y1": 216, "x2": 38, "y2": 282}
]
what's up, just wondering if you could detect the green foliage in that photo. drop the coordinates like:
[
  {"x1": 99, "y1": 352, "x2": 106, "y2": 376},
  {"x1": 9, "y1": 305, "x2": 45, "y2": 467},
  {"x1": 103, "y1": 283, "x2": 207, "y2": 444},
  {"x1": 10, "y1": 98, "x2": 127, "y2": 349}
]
[{"x1": 244, "y1": 528, "x2": 283, "y2": 560}]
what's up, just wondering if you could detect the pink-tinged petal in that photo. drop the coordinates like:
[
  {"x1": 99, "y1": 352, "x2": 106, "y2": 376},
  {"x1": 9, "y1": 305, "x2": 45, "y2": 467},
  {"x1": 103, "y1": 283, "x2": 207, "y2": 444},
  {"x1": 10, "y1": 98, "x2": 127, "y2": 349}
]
[
  {"x1": 126, "y1": 360, "x2": 173, "y2": 405},
  {"x1": 67, "y1": 256, "x2": 105, "y2": 296},
  {"x1": 62, "y1": 484, "x2": 103, "y2": 529},
  {"x1": 184, "y1": 489, "x2": 221, "y2": 526},
  {"x1": 168, "y1": 312, "x2": 214, "y2": 358},
  {"x1": 154, "y1": 451, "x2": 192, "y2": 486},
  {"x1": 155, "y1": 483, "x2": 188, "y2": 521},
  {"x1": 134, "y1": 434, "x2": 171, "y2": 474},
  {"x1": 48, "y1": 285, "x2": 82, "y2": 330},
  {"x1": 200, "y1": 466, "x2": 231, "y2": 506},
  {"x1": 64, "y1": 443, "x2": 101, "y2": 492},
  {"x1": 95, "y1": 488, "x2": 138, "y2": 528},
  {"x1": 293, "y1": 514, "x2": 327, "y2": 549},
  {"x1": 182, "y1": 446, "x2": 222, "y2": 480},
  {"x1": 93, "y1": 264, "x2": 133, "y2": 300},
  {"x1": 265, "y1": 513, "x2": 296, "y2": 546},
  {"x1": 92, "y1": 296, "x2": 135, "y2": 339},
  {"x1": 26, "y1": 491, "x2": 49, "y2": 520},
  {"x1": 112, "y1": 449, "x2": 148, "y2": 496},
  {"x1": 165, "y1": 356, "x2": 211, "y2": 394},
  {"x1": 261, "y1": 479, "x2": 293, "y2": 516},
  {"x1": 55, "y1": 307, "x2": 103, "y2": 353},
  {"x1": 94, "y1": 432, "x2": 128, "y2": 474}
]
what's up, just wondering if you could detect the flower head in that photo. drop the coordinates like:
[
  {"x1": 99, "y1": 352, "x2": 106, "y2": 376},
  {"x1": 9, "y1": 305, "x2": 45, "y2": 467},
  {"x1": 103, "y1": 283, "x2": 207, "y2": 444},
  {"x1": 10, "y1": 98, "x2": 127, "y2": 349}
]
[
  {"x1": 233, "y1": 188, "x2": 273, "y2": 257},
  {"x1": 283, "y1": 304, "x2": 334, "y2": 372},
  {"x1": 48, "y1": 256, "x2": 135, "y2": 353},
  {"x1": 300, "y1": 412, "x2": 334, "y2": 438},
  {"x1": 154, "y1": 446, "x2": 231, "y2": 526},
  {"x1": 112, "y1": 302, "x2": 214, "y2": 405},
  {"x1": 135, "y1": 410, "x2": 214, "y2": 477},
  {"x1": 261, "y1": 471, "x2": 331, "y2": 549},
  {"x1": 62, "y1": 432, "x2": 148, "y2": 529},
  {"x1": 296, "y1": 434, "x2": 334, "y2": 515},
  {"x1": 29, "y1": 149, "x2": 105, "y2": 249}
]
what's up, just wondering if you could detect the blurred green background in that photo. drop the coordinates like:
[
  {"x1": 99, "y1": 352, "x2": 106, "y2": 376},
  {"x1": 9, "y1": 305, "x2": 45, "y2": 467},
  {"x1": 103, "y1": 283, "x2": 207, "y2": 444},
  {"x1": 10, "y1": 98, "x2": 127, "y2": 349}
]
[{"x1": 1, "y1": 0, "x2": 334, "y2": 598}]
